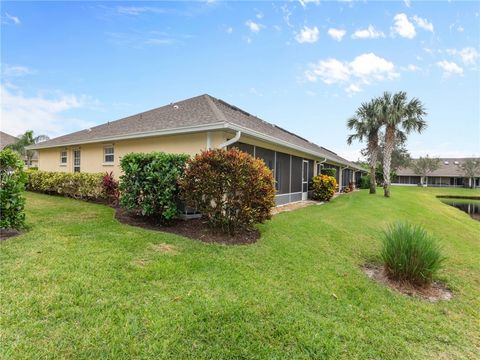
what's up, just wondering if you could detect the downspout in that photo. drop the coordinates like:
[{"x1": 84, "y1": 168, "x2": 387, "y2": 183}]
[
  {"x1": 339, "y1": 166, "x2": 348, "y2": 191},
  {"x1": 317, "y1": 158, "x2": 327, "y2": 175},
  {"x1": 218, "y1": 131, "x2": 241, "y2": 149}
]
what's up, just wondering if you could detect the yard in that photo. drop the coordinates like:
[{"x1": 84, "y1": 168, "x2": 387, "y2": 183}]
[{"x1": 1, "y1": 187, "x2": 479, "y2": 359}]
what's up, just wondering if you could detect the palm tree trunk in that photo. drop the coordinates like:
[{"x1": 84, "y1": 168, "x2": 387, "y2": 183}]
[
  {"x1": 383, "y1": 125, "x2": 395, "y2": 197},
  {"x1": 368, "y1": 137, "x2": 378, "y2": 194}
]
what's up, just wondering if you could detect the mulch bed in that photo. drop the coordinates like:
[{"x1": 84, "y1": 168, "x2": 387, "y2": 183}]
[
  {"x1": 115, "y1": 207, "x2": 260, "y2": 245},
  {"x1": 0, "y1": 229, "x2": 23, "y2": 242},
  {"x1": 363, "y1": 264, "x2": 452, "y2": 302}
]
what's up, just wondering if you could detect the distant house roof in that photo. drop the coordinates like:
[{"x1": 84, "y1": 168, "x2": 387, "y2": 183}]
[
  {"x1": 0, "y1": 131, "x2": 18, "y2": 150},
  {"x1": 397, "y1": 158, "x2": 477, "y2": 177},
  {"x1": 27, "y1": 94, "x2": 363, "y2": 170}
]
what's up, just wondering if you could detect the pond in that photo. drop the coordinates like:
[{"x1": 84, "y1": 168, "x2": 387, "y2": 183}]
[{"x1": 440, "y1": 198, "x2": 480, "y2": 221}]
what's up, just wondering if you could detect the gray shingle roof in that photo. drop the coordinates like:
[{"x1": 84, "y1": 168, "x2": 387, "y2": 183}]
[
  {"x1": 28, "y1": 94, "x2": 362, "y2": 169},
  {"x1": 0, "y1": 131, "x2": 18, "y2": 149},
  {"x1": 397, "y1": 158, "x2": 478, "y2": 177}
]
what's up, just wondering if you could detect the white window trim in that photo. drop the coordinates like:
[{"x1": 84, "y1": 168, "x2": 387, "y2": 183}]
[
  {"x1": 60, "y1": 150, "x2": 68, "y2": 166},
  {"x1": 103, "y1": 145, "x2": 115, "y2": 164}
]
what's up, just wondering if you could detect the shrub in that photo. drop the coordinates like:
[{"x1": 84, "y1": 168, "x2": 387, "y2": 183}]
[
  {"x1": 360, "y1": 175, "x2": 370, "y2": 189},
  {"x1": 311, "y1": 175, "x2": 337, "y2": 201},
  {"x1": 381, "y1": 222, "x2": 446, "y2": 286},
  {"x1": 180, "y1": 148, "x2": 275, "y2": 235},
  {"x1": 343, "y1": 182, "x2": 354, "y2": 193},
  {"x1": 102, "y1": 171, "x2": 119, "y2": 205},
  {"x1": 119, "y1": 152, "x2": 189, "y2": 223},
  {"x1": 321, "y1": 168, "x2": 336, "y2": 178},
  {"x1": 26, "y1": 170, "x2": 105, "y2": 199},
  {"x1": 0, "y1": 149, "x2": 27, "y2": 229}
]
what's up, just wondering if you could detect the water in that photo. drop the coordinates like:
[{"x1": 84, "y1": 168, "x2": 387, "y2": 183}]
[{"x1": 440, "y1": 198, "x2": 480, "y2": 221}]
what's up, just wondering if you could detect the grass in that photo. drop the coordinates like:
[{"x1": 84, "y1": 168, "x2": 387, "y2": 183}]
[
  {"x1": 1, "y1": 186, "x2": 479, "y2": 359},
  {"x1": 381, "y1": 222, "x2": 446, "y2": 285}
]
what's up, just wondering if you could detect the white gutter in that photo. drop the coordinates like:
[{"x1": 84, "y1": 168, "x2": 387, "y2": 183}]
[
  {"x1": 25, "y1": 122, "x2": 227, "y2": 150},
  {"x1": 218, "y1": 131, "x2": 241, "y2": 149},
  {"x1": 26, "y1": 118, "x2": 362, "y2": 170}
]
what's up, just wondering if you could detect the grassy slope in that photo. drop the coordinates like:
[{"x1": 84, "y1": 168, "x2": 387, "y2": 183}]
[{"x1": 1, "y1": 187, "x2": 479, "y2": 359}]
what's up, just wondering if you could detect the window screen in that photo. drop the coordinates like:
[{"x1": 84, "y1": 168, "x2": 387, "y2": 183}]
[
  {"x1": 229, "y1": 142, "x2": 254, "y2": 156},
  {"x1": 291, "y1": 156, "x2": 302, "y2": 193},
  {"x1": 104, "y1": 146, "x2": 114, "y2": 163},
  {"x1": 275, "y1": 152, "x2": 290, "y2": 194}
]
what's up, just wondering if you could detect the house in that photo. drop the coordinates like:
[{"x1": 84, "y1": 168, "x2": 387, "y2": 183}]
[
  {"x1": 393, "y1": 158, "x2": 480, "y2": 188},
  {"x1": 27, "y1": 94, "x2": 365, "y2": 205},
  {"x1": 0, "y1": 131, "x2": 39, "y2": 168}
]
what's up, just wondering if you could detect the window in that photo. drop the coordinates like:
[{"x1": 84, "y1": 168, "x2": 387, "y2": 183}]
[
  {"x1": 73, "y1": 149, "x2": 81, "y2": 172},
  {"x1": 104, "y1": 146, "x2": 114, "y2": 164},
  {"x1": 60, "y1": 151, "x2": 67, "y2": 165}
]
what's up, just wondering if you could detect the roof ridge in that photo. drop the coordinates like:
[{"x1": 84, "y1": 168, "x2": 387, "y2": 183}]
[{"x1": 203, "y1": 94, "x2": 228, "y2": 124}]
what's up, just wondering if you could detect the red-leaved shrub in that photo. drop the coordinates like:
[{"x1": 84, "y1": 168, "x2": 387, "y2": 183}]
[
  {"x1": 102, "y1": 171, "x2": 119, "y2": 205},
  {"x1": 180, "y1": 148, "x2": 275, "y2": 235}
]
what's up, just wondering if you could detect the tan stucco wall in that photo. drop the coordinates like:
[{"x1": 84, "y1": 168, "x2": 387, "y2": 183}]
[{"x1": 37, "y1": 131, "x2": 229, "y2": 177}]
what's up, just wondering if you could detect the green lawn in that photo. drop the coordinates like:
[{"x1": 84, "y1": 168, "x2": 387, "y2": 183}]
[{"x1": 1, "y1": 187, "x2": 479, "y2": 359}]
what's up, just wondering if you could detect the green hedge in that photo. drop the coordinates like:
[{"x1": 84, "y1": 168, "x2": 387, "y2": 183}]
[
  {"x1": 360, "y1": 175, "x2": 371, "y2": 189},
  {"x1": 1, "y1": 149, "x2": 27, "y2": 229},
  {"x1": 26, "y1": 170, "x2": 105, "y2": 199},
  {"x1": 321, "y1": 168, "x2": 337, "y2": 178},
  {"x1": 119, "y1": 152, "x2": 189, "y2": 223}
]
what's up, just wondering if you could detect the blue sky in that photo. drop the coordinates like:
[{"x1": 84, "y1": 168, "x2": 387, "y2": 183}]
[{"x1": 1, "y1": 0, "x2": 479, "y2": 160}]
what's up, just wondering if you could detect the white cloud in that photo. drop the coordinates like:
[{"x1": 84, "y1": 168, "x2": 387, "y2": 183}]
[
  {"x1": 328, "y1": 28, "x2": 346, "y2": 42},
  {"x1": 305, "y1": 58, "x2": 350, "y2": 84},
  {"x1": 457, "y1": 26, "x2": 464, "y2": 32},
  {"x1": 445, "y1": 47, "x2": 479, "y2": 65},
  {"x1": 116, "y1": 6, "x2": 165, "y2": 15},
  {"x1": 304, "y1": 53, "x2": 399, "y2": 92},
  {"x1": 226, "y1": 27, "x2": 233, "y2": 34},
  {"x1": 245, "y1": 20, "x2": 263, "y2": 33},
  {"x1": 256, "y1": 11, "x2": 263, "y2": 19},
  {"x1": 4, "y1": 13, "x2": 20, "y2": 25},
  {"x1": 403, "y1": 0, "x2": 411, "y2": 8},
  {"x1": 436, "y1": 60, "x2": 464, "y2": 76},
  {"x1": 345, "y1": 84, "x2": 362, "y2": 93},
  {"x1": 352, "y1": 25, "x2": 385, "y2": 39},
  {"x1": 407, "y1": 64, "x2": 421, "y2": 71},
  {"x1": 459, "y1": 47, "x2": 479, "y2": 65},
  {"x1": 298, "y1": 0, "x2": 320, "y2": 8},
  {"x1": 295, "y1": 26, "x2": 319, "y2": 44},
  {"x1": 2, "y1": 64, "x2": 34, "y2": 77},
  {"x1": 392, "y1": 13, "x2": 416, "y2": 39},
  {"x1": 0, "y1": 85, "x2": 95, "y2": 137},
  {"x1": 412, "y1": 15, "x2": 434, "y2": 32}
]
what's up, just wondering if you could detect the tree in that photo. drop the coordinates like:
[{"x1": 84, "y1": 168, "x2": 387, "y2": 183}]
[
  {"x1": 347, "y1": 100, "x2": 382, "y2": 194},
  {"x1": 6, "y1": 130, "x2": 49, "y2": 167},
  {"x1": 411, "y1": 155, "x2": 441, "y2": 185},
  {"x1": 461, "y1": 158, "x2": 480, "y2": 188},
  {"x1": 376, "y1": 92, "x2": 427, "y2": 197},
  {"x1": 362, "y1": 132, "x2": 412, "y2": 184}
]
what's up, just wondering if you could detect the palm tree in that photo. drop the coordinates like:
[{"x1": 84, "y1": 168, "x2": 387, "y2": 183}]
[
  {"x1": 377, "y1": 92, "x2": 427, "y2": 197},
  {"x1": 347, "y1": 99, "x2": 382, "y2": 194},
  {"x1": 6, "y1": 130, "x2": 50, "y2": 167}
]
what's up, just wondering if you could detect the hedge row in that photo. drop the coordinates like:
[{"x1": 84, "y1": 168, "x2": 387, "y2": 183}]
[
  {"x1": 26, "y1": 170, "x2": 106, "y2": 199},
  {"x1": 1, "y1": 149, "x2": 27, "y2": 230},
  {"x1": 119, "y1": 152, "x2": 189, "y2": 223}
]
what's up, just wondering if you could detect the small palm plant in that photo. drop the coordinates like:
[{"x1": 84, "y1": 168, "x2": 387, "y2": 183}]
[{"x1": 381, "y1": 222, "x2": 445, "y2": 286}]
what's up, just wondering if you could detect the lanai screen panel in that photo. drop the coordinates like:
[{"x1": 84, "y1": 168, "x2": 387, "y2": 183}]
[
  {"x1": 291, "y1": 156, "x2": 303, "y2": 193},
  {"x1": 275, "y1": 151, "x2": 291, "y2": 194},
  {"x1": 255, "y1": 147, "x2": 275, "y2": 172},
  {"x1": 230, "y1": 142, "x2": 254, "y2": 155}
]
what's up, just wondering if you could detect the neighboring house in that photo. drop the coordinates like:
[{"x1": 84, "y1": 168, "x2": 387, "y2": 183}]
[
  {"x1": 393, "y1": 158, "x2": 480, "y2": 188},
  {"x1": 0, "y1": 131, "x2": 18, "y2": 150},
  {"x1": 0, "y1": 131, "x2": 39, "y2": 168},
  {"x1": 27, "y1": 94, "x2": 365, "y2": 205}
]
